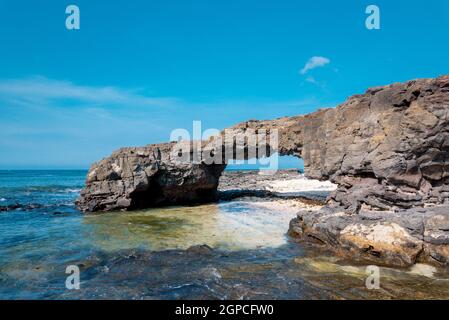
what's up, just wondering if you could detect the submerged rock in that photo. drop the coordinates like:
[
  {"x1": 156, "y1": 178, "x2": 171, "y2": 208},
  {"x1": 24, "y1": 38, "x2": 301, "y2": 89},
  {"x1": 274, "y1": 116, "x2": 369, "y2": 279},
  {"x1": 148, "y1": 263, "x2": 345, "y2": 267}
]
[{"x1": 0, "y1": 203, "x2": 45, "y2": 212}]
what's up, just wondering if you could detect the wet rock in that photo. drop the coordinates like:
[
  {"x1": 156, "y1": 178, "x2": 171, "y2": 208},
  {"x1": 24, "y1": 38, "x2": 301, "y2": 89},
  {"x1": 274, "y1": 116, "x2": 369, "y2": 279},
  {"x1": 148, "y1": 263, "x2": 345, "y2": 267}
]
[
  {"x1": 339, "y1": 222, "x2": 423, "y2": 266},
  {"x1": 186, "y1": 244, "x2": 214, "y2": 255},
  {"x1": 0, "y1": 203, "x2": 45, "y2": 212},
  {"x1": 0, "y1": 204, "x2": 21, "y2": 212}
]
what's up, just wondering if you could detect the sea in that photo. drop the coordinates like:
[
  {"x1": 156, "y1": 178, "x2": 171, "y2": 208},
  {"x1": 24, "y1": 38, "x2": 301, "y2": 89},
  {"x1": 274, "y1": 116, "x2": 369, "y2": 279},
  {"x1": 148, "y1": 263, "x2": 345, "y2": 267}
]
[{"x1": 1, "y1": 170, "x2": 449, "y2": 299}]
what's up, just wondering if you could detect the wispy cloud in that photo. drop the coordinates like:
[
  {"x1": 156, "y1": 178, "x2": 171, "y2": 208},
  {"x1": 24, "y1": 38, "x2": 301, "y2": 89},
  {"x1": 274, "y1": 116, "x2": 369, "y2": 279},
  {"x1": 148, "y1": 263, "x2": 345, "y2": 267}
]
[
  {"x1": 0, "y1": 76, "x2": 177, "y2": 108},
  {"x1": 300, "y1": 56, "x2": 330, "y2": 75},
  {"x1": 0, "y1": 76, "x2": 322, "y2": 168},
  {"x1": 0, "y1": 76, "x2": 319, "y2": 114},
  {"x1": 305, "y1": 76, "x2": 318, "y2": 84}
]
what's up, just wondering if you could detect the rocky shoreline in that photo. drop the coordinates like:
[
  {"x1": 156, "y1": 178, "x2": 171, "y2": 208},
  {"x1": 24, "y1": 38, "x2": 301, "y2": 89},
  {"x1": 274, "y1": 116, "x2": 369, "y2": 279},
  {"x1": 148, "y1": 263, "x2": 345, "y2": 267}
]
[
  {"x1": 223, "y1": 170, "x2": 449, "y2": 267},
  {"x1": 288, "y1": 204, "x2": 449, "y2": 267},
  {"x1": 78, "y1": 75, "x2": 449, "y2": 268},
  {"x1": 218, "y1": 169, "x2": 334, "y2": 204}
]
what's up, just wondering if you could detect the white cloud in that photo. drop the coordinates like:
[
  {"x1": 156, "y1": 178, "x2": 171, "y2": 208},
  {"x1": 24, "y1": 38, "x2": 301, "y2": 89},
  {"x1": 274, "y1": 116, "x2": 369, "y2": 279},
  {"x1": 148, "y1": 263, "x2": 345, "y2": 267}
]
[
  {"x1": 300, "y1": 56, "x2": 330, "y2": 75},
  {"x1": 0, "y1": 76, "x2": 320, "y2": 114},
  {"x1": 305, "y1": 76, "x2": 318, "y2": 84},
  {"x1": 0, "y1": 76, "x2": 177, "y2": 108}
]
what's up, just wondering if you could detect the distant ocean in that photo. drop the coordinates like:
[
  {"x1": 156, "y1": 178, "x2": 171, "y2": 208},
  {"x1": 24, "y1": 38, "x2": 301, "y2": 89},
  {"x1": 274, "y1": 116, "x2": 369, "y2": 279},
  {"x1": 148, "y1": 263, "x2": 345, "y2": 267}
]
[{"x1": 0, "y1": 170, "x2": 85, "y2": 207}]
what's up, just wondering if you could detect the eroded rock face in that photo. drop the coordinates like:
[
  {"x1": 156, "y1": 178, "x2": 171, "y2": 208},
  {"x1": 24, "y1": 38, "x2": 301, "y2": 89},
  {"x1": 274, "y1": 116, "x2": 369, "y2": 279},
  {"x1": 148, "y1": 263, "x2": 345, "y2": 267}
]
[
  {"x1": 77, "y1": 143, "x2": 225, "y2": 212},
  {"x1": 231, "y1": 75, "x2": 449, "y2": 212},
  {"x1": 221, "y1": 75, "x2": 449, "y2": 267},
  {"x1": 276, "y1": 74, "x2": 449, "y2": 267},
  {"x1": 80, "y1": 75, "x2": 449, "y2": 213}
]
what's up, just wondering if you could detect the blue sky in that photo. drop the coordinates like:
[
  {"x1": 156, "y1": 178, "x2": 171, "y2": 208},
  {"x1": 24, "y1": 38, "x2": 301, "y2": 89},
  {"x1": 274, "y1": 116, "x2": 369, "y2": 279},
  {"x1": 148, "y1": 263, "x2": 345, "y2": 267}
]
[{"x1": 0, "y1": 0, "x2": 448, "y2": 169}]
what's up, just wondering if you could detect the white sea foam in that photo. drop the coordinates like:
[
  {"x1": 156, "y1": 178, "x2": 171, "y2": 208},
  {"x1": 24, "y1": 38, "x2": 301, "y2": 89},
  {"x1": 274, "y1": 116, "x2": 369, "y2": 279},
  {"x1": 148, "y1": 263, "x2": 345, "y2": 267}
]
[
  {"x1": 265, "y1": 176, "x2": 337, "y2": 194},
  {"x1": 0, "y1": 198, "x2": 6, "y2": 202},
  {"x1": 409, "y1": 263, "x2": 437, "y2": 278}
]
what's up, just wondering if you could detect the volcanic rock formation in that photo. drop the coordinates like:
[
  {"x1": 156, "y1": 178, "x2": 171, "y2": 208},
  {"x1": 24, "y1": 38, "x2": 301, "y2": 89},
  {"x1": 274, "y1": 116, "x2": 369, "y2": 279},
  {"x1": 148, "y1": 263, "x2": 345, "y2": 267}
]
[
  {"x1": 77, "y1": 142, "x2": 225, "y2": 212},
  {"x1": 78, "y1": 75, "x2": 449, "y2": 266},
  {"x1": 78, "y1": 75, "x2": 449, "y2": 213},
  {"x1": 230, "y1": 75, "x2": 449, "y2": 212}
]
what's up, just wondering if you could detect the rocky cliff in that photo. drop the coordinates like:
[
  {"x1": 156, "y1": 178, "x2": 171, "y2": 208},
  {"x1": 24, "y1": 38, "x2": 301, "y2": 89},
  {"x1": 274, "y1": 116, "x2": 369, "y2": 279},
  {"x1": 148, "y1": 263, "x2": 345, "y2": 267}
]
[
  {"x1": 78, "y1": 75, "x2": 449, "y2": 266},
  {"x1": 230, "y1": 75, "x2": 449, "y2": 212}
]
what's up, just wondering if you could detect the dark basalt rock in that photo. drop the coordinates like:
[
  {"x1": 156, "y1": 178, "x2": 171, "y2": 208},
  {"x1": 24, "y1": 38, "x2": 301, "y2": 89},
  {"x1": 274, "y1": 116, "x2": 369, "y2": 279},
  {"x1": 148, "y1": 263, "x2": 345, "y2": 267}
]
[
  {"x1": 79, "y1": 75, "x2": 449, "y2": 214},
  {"x1": 0, "y1": 203, "x2": 45, "y2": 212},
  {"x1": 230, "y1": 75, "x2": 449, "y2": 211},
  {"x1": 77, "y1": 142, "x2": 225, "y2": 212},
  {"x1": 279, "y1": 74, "x2": 449, "y2": 266}
]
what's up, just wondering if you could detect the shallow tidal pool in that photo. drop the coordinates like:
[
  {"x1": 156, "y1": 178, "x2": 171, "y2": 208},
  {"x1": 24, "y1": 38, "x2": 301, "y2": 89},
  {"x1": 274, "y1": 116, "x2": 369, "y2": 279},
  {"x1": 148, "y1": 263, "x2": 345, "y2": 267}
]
[{"x1": 82, "y1": 199, "x2": 302, "y2": 252}]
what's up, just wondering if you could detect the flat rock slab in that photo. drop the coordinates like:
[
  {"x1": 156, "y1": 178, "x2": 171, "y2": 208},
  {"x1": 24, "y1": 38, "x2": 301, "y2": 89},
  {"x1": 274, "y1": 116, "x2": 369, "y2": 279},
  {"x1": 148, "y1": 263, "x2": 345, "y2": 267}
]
[{"x1": 289, "y1": 205, "x2": 449, "y2": 267}]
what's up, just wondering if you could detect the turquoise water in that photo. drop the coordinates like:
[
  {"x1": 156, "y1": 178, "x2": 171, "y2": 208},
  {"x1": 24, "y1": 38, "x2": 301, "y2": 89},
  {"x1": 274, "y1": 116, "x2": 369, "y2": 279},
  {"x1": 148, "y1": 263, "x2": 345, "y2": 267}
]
[{"x1": 2, "y1": 170, "x2": 449, "y2": 300}]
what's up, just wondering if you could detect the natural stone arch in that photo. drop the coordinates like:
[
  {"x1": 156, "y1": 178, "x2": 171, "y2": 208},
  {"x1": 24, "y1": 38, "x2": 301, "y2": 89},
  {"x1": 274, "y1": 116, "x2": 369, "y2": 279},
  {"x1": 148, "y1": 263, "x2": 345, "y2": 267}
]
[{"x1": 78, "y1": 75, "x2": 449, "y2": 213}]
